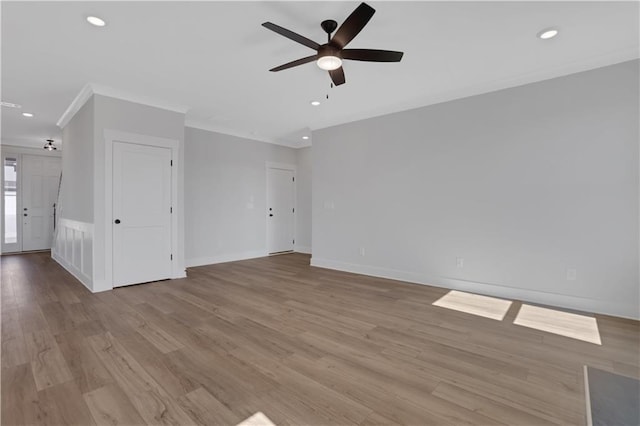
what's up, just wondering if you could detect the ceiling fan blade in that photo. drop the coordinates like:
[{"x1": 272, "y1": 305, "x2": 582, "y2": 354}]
[
  {"x1": 269, "y1": 55, "x2": 318, "y2": 72},
  {"x1": 342, "y1": 49, "x2": 403, "y2": 62},
  {"x1": 329, "y1": 67, "x2": 346, "y2": 86},
  {"x1": 331, "y1": 2, "x2": 376, "y2": 49},
  {"x1": 262, "y1": 22, "x2": 320, "y2": 50}
]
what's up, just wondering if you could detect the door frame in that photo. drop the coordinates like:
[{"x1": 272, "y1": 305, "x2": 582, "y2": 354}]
[
  {"x1": 0, "y1": 147, "x2": 62, "y2": 254},
  {"x1": 265, "y1": 161, "x2": 296, "y2": 254},
  {"x1": 104, "y1": 130, "x2": 180, "y2": 290}
]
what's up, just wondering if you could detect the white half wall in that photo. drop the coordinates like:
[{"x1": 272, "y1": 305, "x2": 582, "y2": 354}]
[
  {"x1": 184, "y1": 127, "x2": 298, "y2": 266},
  {"x1": 312, "y1": 60, "x2": 639, "y2": 319},
  {"x1": 51, "y1": 218, "x2": 93, "y2": 291}
]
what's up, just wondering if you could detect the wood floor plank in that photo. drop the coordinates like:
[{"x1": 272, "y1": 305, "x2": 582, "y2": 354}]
[
  {"x1": 54, "y1": 329, "x2": 114, "y2": 394},
  {"x1": 1, "y1": 363, "x2": 40, "y2": 426},
  {"x1": 87, "y1": 331, "x2": 195, "y2": 425},
  {"x1": 1, "y1": 335, "x2": 29, "y2": 368},
  {"x1": 37, "y1": 380, "x2": 97, "y2": 425},
  {"x1": 2, "y1": 251, "x2": 639, "y2": 426},
  {"x1": 177, "y1": 387, "x2": 242, "y2": 426},
  {"x1": 83, "y1": 383, "x2": 146, "y2": 426},
  {"x1": 23, "y1": 329, "x2": 74, "y2": 391}
]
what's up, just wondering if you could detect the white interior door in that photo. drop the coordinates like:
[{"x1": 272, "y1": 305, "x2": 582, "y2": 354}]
[
  {"x1": 22, "y1": 155, "x2": 61, "y2": 251},
  {"x1": 113, "y1": 142, "x2": 172, "y2": 287},
  {"x1": 267, "y1": 167, "x2": 295, "y2": 254}
]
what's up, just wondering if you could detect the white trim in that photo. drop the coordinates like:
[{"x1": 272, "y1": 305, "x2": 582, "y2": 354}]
[
  {"x1": 294, "y1": 246, "x2": 312, "y2": 254},
  {"x1": 309, "y1": 257, "x2": 640, "y2": 320},
  {"x1": 103, "y1": 129, "x2": 183, "y2": 291},
  {"x1": 92, "y1": 84, "x2": 189, "y2": 114},
  {"x1": 52, "y1": 250, "x2": 92, "y2": 292},
  {"x1": 185, "y1": 121, "x2": 309, "y2": 149},
  {"x1": 56, "y1": 84, "x2": 93, "y2": 128},
  {"x1": 186, "y1": 121, "x2": 279, "y2": 145},
  {"x1": 266, "y1": 162, "x2": 297, "y2": 172},
  {"x1": 186, "y1": 250, "x2": 268, "y2": 268},
  {"x1": 57, "y1": 83, "x2": 189, "y2": 129},
  {"x1": 51, "y1": 218, "x2": 93, "y2": 291},
  {"x1": 266, "y1": 162, "x2": 297, "y2": 255}
]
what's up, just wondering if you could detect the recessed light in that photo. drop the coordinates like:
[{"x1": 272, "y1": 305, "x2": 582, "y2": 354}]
[
  {"x1": 22, "y1": 112, "x2": 34, "y2": 117},
  {"x1": 302, "y1": 136, "x2": 309, "y2": 140},
  {"x1": 87, "y1": 16, "x2": 106, "y2": 27},
  {"x1": 310, "y1": 101, "x2": 321, "y2": 106},
  {"x1": 537, "y1": 28, "x2": 559, "y2": 40}
]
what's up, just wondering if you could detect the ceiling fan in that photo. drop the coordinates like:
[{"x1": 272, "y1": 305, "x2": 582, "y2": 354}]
[{"x1": 262, "y1": 2, "x2": 403, "y2": 86}]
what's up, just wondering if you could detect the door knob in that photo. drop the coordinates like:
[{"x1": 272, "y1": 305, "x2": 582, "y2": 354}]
[
  {"x1": 269, "y1": 214, "x2": 273, "y2": 217},
  {"x1": 23, "y1": 207, "x2": 28, "y2": 211},
  {"x1": 23, "y1": 213, "x2": 28, "y2": 217},
  {"x1": 114, "y1": 219, "x2": 121, "y2": 224}
]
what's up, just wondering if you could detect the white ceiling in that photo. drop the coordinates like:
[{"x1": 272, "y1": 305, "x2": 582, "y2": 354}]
[{"x1": 2, "y1": 1, "x2": 638, "y2": 148}]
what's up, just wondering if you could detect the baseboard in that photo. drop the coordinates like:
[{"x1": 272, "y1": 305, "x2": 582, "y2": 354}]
[
  {"x1": 186, "y1": 250, "x2": 269, "y2": 268},
  {"x1": 310, "y1": 257, "x2": 639, "y2": 320},
  {"x1": 51, "y1": 250, "x2": 93, "y2": 292},
  {"x1": 294, "y1": 246, "x2": 312, "y2": 254}
]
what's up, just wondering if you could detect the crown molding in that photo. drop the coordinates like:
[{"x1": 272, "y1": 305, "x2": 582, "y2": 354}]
[
  {"x1": 91, "y1": 83, "x2": 190, "y2": 115},
  {"x1": 56, "y1": 83, "x2": 93, "y2": 129},
  {"x1": 57, "y1": 83, "x2": 189, "y2": 129},
  {"x1": 185, "y1": 120, "x2": 313, "y2": 149},
  {"x1": 185, "y1": 119, "x2": 302, "y2": 149}
]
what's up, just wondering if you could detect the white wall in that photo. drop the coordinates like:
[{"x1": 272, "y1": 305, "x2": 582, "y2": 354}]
[
  {"x1": 312, "y1": 60, "x2": 639, "y2": 319},
  {"x1": 60, "y1": 97, "x2": 94, "y2": 223},
  {"x1": 184, "y1": 127, "x2": 298, "y2": 266},
  {"x1": 296, "y1": 146, "x2": 312, "y2": 253},
  {"x1": 53, "y1": 100, "x2": 95, "y2": 289}
]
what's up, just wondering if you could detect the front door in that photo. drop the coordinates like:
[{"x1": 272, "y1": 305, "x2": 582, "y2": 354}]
[
  {"x1": 112, "y1": 142, "x2": 172, "y2": 287},
  {"x1": 22, "y1": 155, "x2": 61, "y2": 251}
]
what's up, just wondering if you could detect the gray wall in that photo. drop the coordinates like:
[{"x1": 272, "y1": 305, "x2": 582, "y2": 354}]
[
  {"x1": 184, "y1": 127, "x2": 298, "y2": 266},
  {"x1": 60, "y1": 97, "x2": 94, "y2": 223},
  {"x1": 296, "y1": 146, "x2": 312, "y2": 253},
  {"x1": 312, "y1": 60, "x2": 639, "y2": 319}
]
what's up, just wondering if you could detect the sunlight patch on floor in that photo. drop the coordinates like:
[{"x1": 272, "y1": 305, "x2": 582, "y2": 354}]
[
  {"x1": 236, "y1": 412, "x2": 277, "y2": 426},
  {"x1": 432, "y1": 290, "x2": 513, "y2": 320},
  {"x1": 514, "y1": 304, "x2": 602, "y2": 345}
]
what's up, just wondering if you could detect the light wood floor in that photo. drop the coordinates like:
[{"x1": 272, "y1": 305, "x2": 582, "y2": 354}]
[{"x1": 2, "y1": 252, "x2": 638, "y2": 425}]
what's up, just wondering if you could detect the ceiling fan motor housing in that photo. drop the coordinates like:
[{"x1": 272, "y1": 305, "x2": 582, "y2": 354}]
[{"x1": 321, "y1": 19, "x2": 338, "y2": 36}]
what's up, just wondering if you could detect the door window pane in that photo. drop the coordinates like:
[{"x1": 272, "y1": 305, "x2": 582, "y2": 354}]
[{"x1": 4, "y1": 157, "x2": 17, "y2": 244}]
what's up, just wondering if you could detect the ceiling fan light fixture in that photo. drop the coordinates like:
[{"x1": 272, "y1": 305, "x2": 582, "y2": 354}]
[{"x1": 317, "y1": 55, "x2": 342, "y2": 71}]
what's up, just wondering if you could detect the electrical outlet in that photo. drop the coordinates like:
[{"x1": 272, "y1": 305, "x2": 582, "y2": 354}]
[
  {"x1": 566, "y1": 268, "x2": 577, "y2": 281},
  {"x1": 359, "y1": 247, "x2": 365, "y2": 256},
  {"x1": 456, "y1": 257, "x2": 464, "y2": 268}
]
